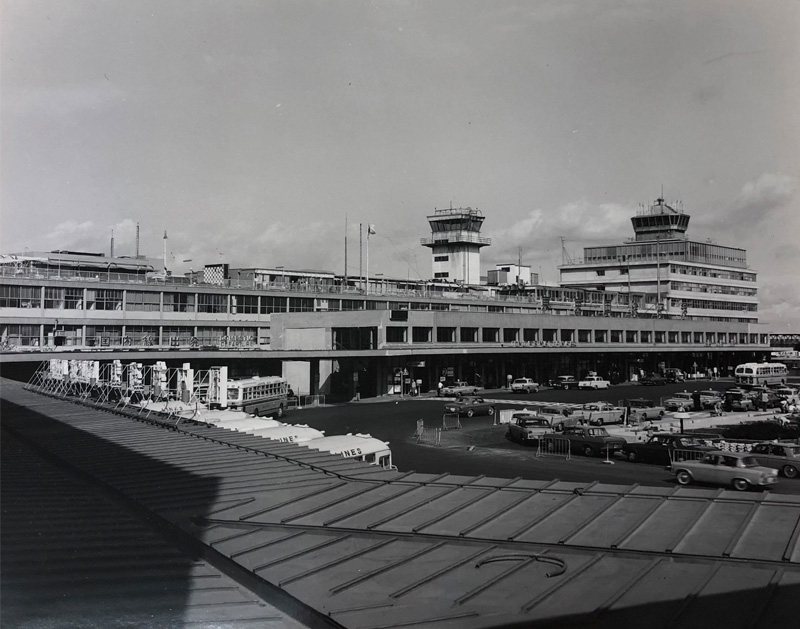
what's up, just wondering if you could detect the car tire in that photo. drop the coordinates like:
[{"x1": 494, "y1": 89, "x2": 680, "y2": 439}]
[
  {"x1": 676, "y1": 470, "x2": 692, "y2": 485},
  {"x1": 627, "y1": 451, "x2": 637, "y2": 463},
  {"x1": 563, "y1": 384, "x2": 569, "y2": 390},
  {"x1": 596, "y1": 418, "x2": 604, "y2": 426},
  {"x1": 554, "y1": 423, "x2": 564, "y2": 432},
  {"x1": 732, "y1": 478, "x2": 749, "y2": 492},
  {"x1": 487, "y1": 407, "x2": 495, "y2": 416},
  {"x1": 658, "y1": 410, "x2": 665, "y2": 417},
  {"x1": 466, "y1": 409, "x2": 474, "y2": 418},
  {"x1": 582, "y1": 445, "x2": 594, "y2": 457},
  {"x1": 640, "y1": 413, "x2": 648, "y2": 421},
  {"x1": 276, "y1": 404, "x2": 284, "y2": 418},
  {"x1": 473, "y1": 389, "x2": 478, "y2": 395},
  {"x1": 782, "y1": 465, "x2": 798, "y2": 478},
  {"x1": 533, "y1": 388, "x2": 539, "y2": 393}
]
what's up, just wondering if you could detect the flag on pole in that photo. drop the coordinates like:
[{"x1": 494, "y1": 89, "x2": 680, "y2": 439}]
[{"x1": 368, "y1": 224, "x2": 376, "y2": 235}]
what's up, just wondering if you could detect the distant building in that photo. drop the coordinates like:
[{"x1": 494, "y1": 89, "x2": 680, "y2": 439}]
[
  {"x1": 420, "y1": 207, "x2": 490, "y2": 285},
  {"x1": 558, "y1": 198, "x2": 758, "y2": 323},
  {"x1": 487, "y1": 263, "x2": 537, "y2": 287}
]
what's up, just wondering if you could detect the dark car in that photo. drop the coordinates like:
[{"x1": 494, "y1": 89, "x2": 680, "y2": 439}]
[
  {"x1": 749, "y1": 387, "x2": 783, "y2": 410},
  {"x1": 443, "y1": 396, "x2": 495, "y2": 417},
  {"x1": 621, "y1": 433, "x2": 719, "y2": 465},
  {"x1": 557, "y1": 426, "x2": 627, "y2": 457},
  {"x1": 663, "y1": 368, "x2": 686, "y2": 383},
  {"x1": 639, "y1": 374, "x2": 667, "y2": 386},
  {"x1": 749, "y1": 442, "x2": 800, "y2": 478}
]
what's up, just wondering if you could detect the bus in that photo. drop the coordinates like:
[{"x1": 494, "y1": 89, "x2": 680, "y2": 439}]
[
  {"x1": 303, "y1": 433, "x2": 396, "y2": 470},
  {"x1": 734, "y1": 362, "x2": 788, "y2": 387},
  {"x1": 225, "y1": 375, "x2": 289, "y2": 417}
]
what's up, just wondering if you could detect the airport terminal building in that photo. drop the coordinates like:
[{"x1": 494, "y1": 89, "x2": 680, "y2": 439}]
[{"x1": 0, "y1": 202, "x2": 772, "y2": 398}]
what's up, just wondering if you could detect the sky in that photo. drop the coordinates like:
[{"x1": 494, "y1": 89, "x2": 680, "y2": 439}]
[{"x1": 2, "y1": 0, "x2": 799, "y2": 330}]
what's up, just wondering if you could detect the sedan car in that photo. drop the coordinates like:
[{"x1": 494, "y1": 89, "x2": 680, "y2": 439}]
[
  {"x1": 621, "y1": 433, "x2": 719, "y2": 465},
  {"x1": 510, "y1": 378, "x2": 539, "y2": 393},
  {"x1": 557, "y1": 426, "x2": 627, "y2": 457},
  {"x1": 440, "y1": 381, "x2": 481, "y2": 397},
  {"x1": 673, "y1": 452, "x2": 779, "y2": 491},
  {"x1": 749, "y1": 442, "x2": 800, "y2": 478},
  {"x1": 639, "y1": 374, "x2": 667, "y2": 386},
  {"x1": 623, "y1": 398, "x2": 666, "y2": 421},
  {"x1": 443, "y1": 396, "x2": 495, "y2": 417},
  {"x1": 571, "y1": 402, "x2": 625, "y2": 426},
  {"x1": 506, "y1": 413, "x2": 553, "y2": 445}
]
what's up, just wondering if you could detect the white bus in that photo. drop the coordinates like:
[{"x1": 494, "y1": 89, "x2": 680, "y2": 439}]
[
  {"x1": 248, "y1": 424, "x2": 325, "y2": 443},
  {"x1": 225, "y1": 375, "x2": 289, "y2": 417},
  {"x1": 734, "y1": 362, "x2": 788, "y2": 387},
  {"x1": 303, "y1": 433, "x2": 396, "y2": 470}
]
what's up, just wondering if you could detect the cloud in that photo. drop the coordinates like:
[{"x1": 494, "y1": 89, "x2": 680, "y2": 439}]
[{"x1": 732, "y1": 173, "x2": 797, "y2": 219}]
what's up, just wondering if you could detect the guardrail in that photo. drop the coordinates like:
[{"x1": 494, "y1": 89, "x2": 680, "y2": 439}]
[
  {"x1": 536, "y1": 435, "x2": 571, "y2": 460},
  {"x1": 442, "y1": 413, "x2": 462, "y2": 431},
  {"x1": 415, "y1": 419, "x2": 441, "y2": 446}
]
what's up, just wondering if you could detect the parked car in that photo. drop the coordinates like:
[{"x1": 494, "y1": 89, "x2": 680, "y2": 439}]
[
  {"x1": 664, "y1": 392, "x2": 694, "y2": 412},
  {"x1": 623, "y1": 398, "x2": 666, "y2": 421},
  {"x1": 557, "y1": 426, "x2": 627, "y2": 457},
  {"x1": 510, "y1": 377, "x2": 539, "y2": 393},
  {"x1": 537, "y1": 405, "x2": 581, "y2": 432},
  {"x1": 775, "y1": 387, "x2": 799, "y2": 402},
  {"x1": 578, "y1": 375, "x2": 610, "y2": 390},
  {"x1": 443, "y1": 396, "x2": 495, "y2": 417},
  {"x1": 749, "y1": 442, "x2": 800, "y2": 478},
  {"x1": 723, "y1": 390, "x2": 754, "y2": 412},
  {"x1": 571, "y1": 402, "x2": 625, "y2": 426},
  {"x1": 639, "y1": 373, "x2": 667, "y2": 386},
  {"x1": 621, "y1": 433, "x2": 720, "y2": 465},
  {"x1": 749, "y1": 387, "x2": 783, "y2": 409},
  {"x1": 506, "y1": 413, "x2": 553, "y2": 445},
  {"x1": 663, "y1": 368, "x2": 686, "y2": 383},
  {"x1": 673, "y1": 452, "x2": 779, "y2": 491},
  {"x1": 440, "y1": 381, "x2": 481, "y2": 397},
  {"x1": 699, "y1": 389, "x2": 724, "y2": 409},
  {"x1": 549, "y1": 375, "x2": 579, "y2": 390}
]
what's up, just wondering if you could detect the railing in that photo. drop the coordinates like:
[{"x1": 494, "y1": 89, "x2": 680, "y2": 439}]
[
  {"x1": 298, "y1": 394, "x2": 325, "y2": 409},
  {"x1": 441, "y1": 413, "x2": 462, "y2": 431},
  {"x1": 415, "y1": 419, "x2": 442, "y2": 446},
  {"x1": 536, "y1": 435, "x2": 571, "y2": 460}
]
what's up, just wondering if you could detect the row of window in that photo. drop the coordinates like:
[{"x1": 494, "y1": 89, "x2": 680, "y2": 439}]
[
  {"x1": 0, "y1": 284, "x2": 759, "y2": 318},
  {"x1": 670, "y1": 281, "x2": 757, "y2": 297},
  {"x1": 384, "y1": 326, "x2": 767, "y2": 346}
]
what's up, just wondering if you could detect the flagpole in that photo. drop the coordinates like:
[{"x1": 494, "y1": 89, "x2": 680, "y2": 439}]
[
  {"x1": 366, "y1": 229, "x2": 370, "y2": 295},
  {"x1": 344, "y1": 215, "x2": 348, "y2": 287},
  {"x1": 359, "y1": 224, "x2": 363, "y2": 292}
]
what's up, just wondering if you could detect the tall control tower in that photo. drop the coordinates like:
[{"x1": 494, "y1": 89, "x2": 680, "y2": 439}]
[{"x1": 421, "y1": 207, "x2": 491, "y2": 285}]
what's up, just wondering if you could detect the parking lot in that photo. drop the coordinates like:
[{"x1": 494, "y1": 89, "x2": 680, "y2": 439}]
[{"x1": 291, "y1": 378, "x2": 800, "y2": 495}]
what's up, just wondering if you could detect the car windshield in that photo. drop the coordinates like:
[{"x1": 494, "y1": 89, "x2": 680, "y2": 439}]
[
  {"x1": 739, "y1": 456, "x2": 760, "y2": 468},
  {"x1": 587, "y1": 428, "x2": 609, "y2": 436}
]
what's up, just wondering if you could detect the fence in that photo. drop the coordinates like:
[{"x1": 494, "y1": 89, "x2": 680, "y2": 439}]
[
  {"x1": 416, "y1": 419, "x2": 441, "y2": 446},
  {"x1": 669, "y1": 448, "x2": 710, "y2": 465},
  {"x1": 495, "y1": 409, "x2": 518, "y2": 425},
  {"x1": 536, "y1": 435, "x2": 571, "y2": 460},
  {"x1": 442, "y1": 413, "x2": 462, "y2": 431}
]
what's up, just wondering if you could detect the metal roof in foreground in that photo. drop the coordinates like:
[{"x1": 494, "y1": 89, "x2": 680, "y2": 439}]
[{"x1": 2, "y1": 378, "x2": 800, "y2": 628}]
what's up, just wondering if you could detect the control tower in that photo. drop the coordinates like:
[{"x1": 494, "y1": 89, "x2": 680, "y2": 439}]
[
  {"x1": 631, "y1": 197, "x2": 690, "y2": 242},
  {"x1": 420, "y1": 207, "x2": 491, "y2": 285}
]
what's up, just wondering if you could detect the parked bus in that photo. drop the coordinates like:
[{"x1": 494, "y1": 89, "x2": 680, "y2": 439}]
[
  {"x1": 734, "y1": 362, "x2": 788, "y2": 387},
  {"x1": 225, "y1": 375, "x2": 289, "y2": 417},
  {"x1": 303, "y1": 433, "x2": 396, "y2": 470}
]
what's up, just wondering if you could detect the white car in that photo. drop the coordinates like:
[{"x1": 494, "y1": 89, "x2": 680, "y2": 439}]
[
  {"x1": 578, "y1": 375, "x2": 610, "y2": 390},
  {"x1": 510, "y1": 378, "x2": 539, "y2": 393},
  {"x1": 571, "y1": 402, "x2": 625, "y2": 426}
]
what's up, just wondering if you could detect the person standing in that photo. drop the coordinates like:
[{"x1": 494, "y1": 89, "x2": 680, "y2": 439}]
[
  {"x1": 437, "y1": 381, "x2": 443, "y2": 397},
  {"x1": 692, "y1": 390, "x2": 701, "y2": 412},
  {"x1": 761, "y1": 390, "x2": 769, "y2": 412}
]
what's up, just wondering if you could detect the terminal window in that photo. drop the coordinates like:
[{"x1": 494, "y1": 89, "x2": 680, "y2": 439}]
[
  {"x1": 460, "y1": 327, "x2": 478, "y2": 343},
  {"x1": 437, "y1": 327, "x2": 456, "y2": 343},
  {"x1": 386, "y1": 326, "x2": 408, "y2": 343},
  {"x1": 412, "y1": 327, "x2": 432, "y2": 343},
  {"x1": 482, "y1": 328, "x2": 499, "y2": 343},
  {"x1": 523, "y1": 328, "x2": 539, "y2": 342},
  {"x1": 503, "y1": 328, "x2": 519, "y2": 343}
]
